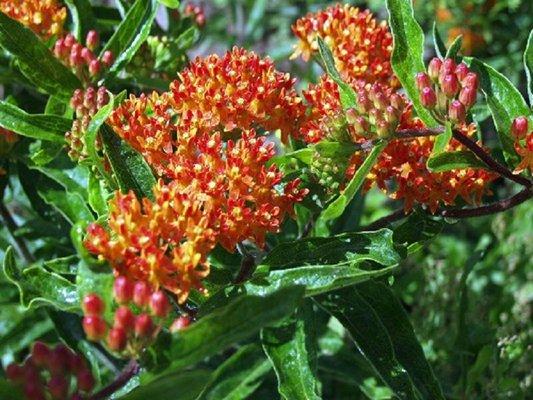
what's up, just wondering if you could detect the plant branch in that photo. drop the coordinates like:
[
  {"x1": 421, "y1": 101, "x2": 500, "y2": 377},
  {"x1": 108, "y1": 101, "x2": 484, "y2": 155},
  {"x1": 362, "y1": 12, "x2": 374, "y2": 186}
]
[
  {"x1": 0, "y1": 202, "x2": 34, "y2": 264},
  {"x1": 394, "y1": 127, "x2": 444, "y2": 139},
  {"x1": 362, "y1": 208, "x2": 410, "y2": 231},
  {"x1": 451, "y1": 129, "x2": 531, "y2": 187},
  {"x1": 88, "y1": 359, "x2": 140, "y2": 400}
]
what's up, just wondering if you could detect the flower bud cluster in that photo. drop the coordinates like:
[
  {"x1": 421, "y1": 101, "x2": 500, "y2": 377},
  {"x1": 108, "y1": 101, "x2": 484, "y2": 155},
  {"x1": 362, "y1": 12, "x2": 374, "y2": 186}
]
[
  {"x1": 65, "y1": 86, "x2": 110, "y2": 161},
  {"x1": 510, "y1": 116, "x2": 533, "y2": 173},
  {"x1": 6, "y1": 342, "x2": 95, "y2": 400},
  {"x1": 0, "y1": 127, "x2": 18, "y2": 158},
  {"x1": 417, "y1": 58, "x2": 478, "y2": 125},
  {"x1": 310, "y1": 153, "x2": 344, "y2": 191},
  {"x1": 82, "y1": 277, "x2": 189, "y2": 357},
  {"x1": 184, "y1": 3, "x2": 206, "y2": 27},
  {"x1": 53, "y1": 31, "x2": 114, "y2": 82}
]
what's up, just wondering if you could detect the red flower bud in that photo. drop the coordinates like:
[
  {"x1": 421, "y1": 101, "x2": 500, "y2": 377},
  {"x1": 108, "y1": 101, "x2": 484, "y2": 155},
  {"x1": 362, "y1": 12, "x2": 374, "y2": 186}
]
[
  {"x1": 462, "y1": 72, "x2": 478, "y2": 90},
  {"x1": 114, "y1": 306, "x2": 135, "y2": 332},
  {"x1": 511, "y1": 116, "x2": 528, "y2": 139},
  {"x1": 48, "y1": 375, "x2": 69, "y2": 400},
  {"x1": 415, "y1": 72, "x2": 431, "y2": 90},
  {"x1": 48, "y1": 344, "x2": 73, "y2": 374},
  {"x1": 428, "y1": 58, "x2": 442, "y2": 81},
  {"x1": 82, "y1": 293, "x2": 104, "y2": 316},
  {"x1": 31, "y1": 341, "x2": 51, "y2": 367},
  {"x1": 71, "y1": 393, "x2": 84, "y2": 400},
  {"x1": 6, "y1": 363, "x2": 24, "y2": 382},
  {"x1": 150, "y1": 291, "x2": 171, "y2": 317},
  {"x1": 455, "y1": 63, "x2": 469, "y2": 81},
  {"x1": 356, "y1": 92, "x2": 370, "y2": 113},
  {"x1": 54, "y1": 38, "x2": 65, "y2": 58},
  {"x1": 24, "y1": 381, "x2": 45, "y2": 400},
  {"x1": 133, "y1": 281, "x2": 151, "y2": 308},
  {"x1": 107, "y1": 327, "x2": 127, "y2": 352},
  {"x1": 76, "y1": 368, "x2": 95, "y2": 393},
  {"x1": 89, "y1": 59, "x2": 101, "y2": 77},
  {"x1": 101, "y1": 50, "x2": 114, "y2": 66},
  {"x1": 82, "y1": 316, "x2": 107, "y2": 341},
  {"x1": 70, "y1": 89, "x2": 84, "y2": 110},
  {"x1": 527, "y1": 134, "x2": 533, "y2": 151},
  {"x1": 86, "y1": 30, "x2": 99, "y2": 51},
  {"x1": 420, "y1": 87, "x2": 437, "y2": 108},
  {"x1": 458, "y1": 86, "x2": 477, "y2": 108},
  {"x1": 114, "y1": 276, "x2": 134, "y2": 304},
  {"x1": 81, "y1": 47, "x2": 94, "y2": 63},
  {"x1": 135, "y1": 314, "x2": 154, "y2": 338},
  {"x1": 97, "y1": 86, "x2": 109, "y2": 107},
  {"x1": 442, "y1": 74, "x2": 459, "y2": 98},
  {"x1": 64, "y1": 34, "x2": 76, "y2": 48},
  {"x1": 170, "y1": 316, "x2": 191, "y2": 333},
  {"x1": 448, "y1": 100, "x2": 466, "y2": 123}
]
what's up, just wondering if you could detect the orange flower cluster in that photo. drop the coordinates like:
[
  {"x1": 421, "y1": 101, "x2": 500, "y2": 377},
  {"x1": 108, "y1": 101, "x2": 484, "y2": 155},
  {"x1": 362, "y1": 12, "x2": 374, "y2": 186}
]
[
  {"x1": 0, "y1": 0, "x2": 66, "y2": 39},
  {"x1": 300, "y1": 72, "x2": 497, "y2": 212},
  {"x1": 511, "y1": 116, "x2": 533, "y2": 174},
  {"x1": 87, "y1": 48, "x2": 308, "y2": 301},
  {"x1": 291, "y1": 4, "x2": 396, "y2": 87}
]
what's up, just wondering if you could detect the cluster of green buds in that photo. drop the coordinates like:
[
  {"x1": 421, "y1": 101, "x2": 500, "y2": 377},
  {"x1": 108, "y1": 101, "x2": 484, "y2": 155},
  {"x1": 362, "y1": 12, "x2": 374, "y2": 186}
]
[
  {"x1": 346, "y1": 83, "x2": 406, "y2": 140},
  {"x1": 6, "y1": 342, "x2": 95, "y2": 400},
  {"x1": 65, "y1": 86, "x2": 110, "y2": 161},
  {"x1": 82, "y1": 276, "x2": 191, "y2": 358},
  {"x1": 416, "y1": 57, "x2": 478, "y2": 125}
]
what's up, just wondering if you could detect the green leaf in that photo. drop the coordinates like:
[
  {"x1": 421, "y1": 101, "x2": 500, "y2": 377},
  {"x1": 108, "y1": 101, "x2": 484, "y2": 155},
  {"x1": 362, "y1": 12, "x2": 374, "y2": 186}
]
[
  {"x1": 393, "y1": 211, "x2": 443, "y2": 254},
  {"x1": 317, "y1": 37, "x2": 358, "y2": 110},
  {"x1": 120, "y1": 370, "x2": 212, "y2": 400},
  {"x1": 38, "y1": 189, "x2": 93, "y2": 225},
  {"x1": 3, "y1": 247, "x2": 79, "y2": 311},
  {"x1": 524, "y1": 29, "x2": 533, "y2": 106},
  {"x1": 466, "y1": 57, "x2": 531, "y2": 167},
  {"x1": 0, "y1": 12, "x2": 81, "y2": 100},
  {"x1": 432, "y1": 22, "x2": 446, "y2": 59},
  {"x1": 88, "y1": 171, "x2": 109, "y2": 216},
  {"x1": 76, "y1": 262, "x2": 114, "y2": 320},
  {"x1": 0, "y1": 101, "x2": 70, "y2": 142},
  {"x1": 319, "y1": 142, "x2": 386, "y2": 223},
  {"x1": 427, "y1": 150, "x2": 487, "y2": 172},
  {"x1": 29, "y1": 141, "x2": 64, "y2": 165},
  {"x1": 386, "y1": 0, "x2": 438, "y2": 127},
  {"x1": 100, "y1": 0, "x2": 158, "y2": 76},
  {"x1": 428, "y1": 121, "x2": 452, "y2": 165},
  {"x1": 261, "y1": 229, "x2": 404, "y2": 271},
  {"x1": 0, "y1": 379, "x2": 23, "y2": 400},
  {"x1": 148, "y1": 287, "x2": 304, "y2": 378},
  {"x1": 29, "y1": 164, "x2": 88, "y2": 200},
  {"x1": 445, "y1": 35, "x2": 463, "y2": 59},
  {"x1": 101, "y1": 124, "x2": 156, "y2": 200},
  {"x1": 197, "y1": 344, "x2": 271, "y2": 400},
  {"x1": 262, "y1": 303, "x2": 321, "y2": 400},
  {"x1": 357, "y1": 281, "x2": 445, "y2": 400},
  {"x1": 316, "y1": 287, "x2": 419, "y2": 399},
  {"x1": 64, "y1": 0, "x2": 97, "y2": 40},
  {"x1": 269, "y1": 148, "x2": 313, "y2": 168},
  {"x1": 157, "y1": 0, "x2": 180, "y2": 9}
]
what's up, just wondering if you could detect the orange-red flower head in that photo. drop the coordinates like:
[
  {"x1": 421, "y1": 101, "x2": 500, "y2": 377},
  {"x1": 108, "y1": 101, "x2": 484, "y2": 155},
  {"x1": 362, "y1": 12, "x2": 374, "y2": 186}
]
[
  {"x1": 1, "y1": 0, "x2": 66, "y2": 39},
  {"x1": 291, "y1": 4, "x2": 396, "y2": 87}
]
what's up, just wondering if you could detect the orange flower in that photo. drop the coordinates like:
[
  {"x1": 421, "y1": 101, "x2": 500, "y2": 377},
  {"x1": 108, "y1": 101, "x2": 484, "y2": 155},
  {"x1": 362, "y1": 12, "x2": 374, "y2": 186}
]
[
  {"x1": 291, "y1": 4, "x2": 396, "y2": 87},
  {"x1": 0, "y1": 0, "x2": 66, "y2": 39},
  {"x1": 169, "y1": 47, "x2": 304, "y2": 142}
]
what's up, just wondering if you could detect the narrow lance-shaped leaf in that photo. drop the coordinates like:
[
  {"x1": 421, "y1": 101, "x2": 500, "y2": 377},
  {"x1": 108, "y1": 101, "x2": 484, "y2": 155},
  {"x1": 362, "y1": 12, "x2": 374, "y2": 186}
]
[
  {"x1": 317, "y1": 36, "x2": 358, "y2": 110},
  {"x1": 2, "y1": 247, "x2": 80, "y2": 311},
  {"x1": 319, "y1": 142, "x2": 386, "y2": 223},
  {"x1": 432, "y1": 22, "x2": 446, "y2": 59},
  {"x1": 262, "y1": 302, "x2": 321, "y2": 400},
  {"x1": 357, "y1": 281, "x2": 445, "y2": 400},
  {"x1": 386, "y1": 0, "x2": 438, "y2": 127},
  {"x1": 197, "y1": 344, "x2": 271, "y2": 400},
  {"x1": 427, "y1": 150, "x2": 487, "y2": 172},
  {"x1": 0, "y1": 12, "x2": 81, "y2": 100},
  {"x1": 445, "y1": 35, "x2": 463, "y2": 60},
  {"x1": 316, "y1": 287, "x2": 419, "y2": 400},
  {"x1": 524, "y1": 29, "x2": 533, "y2": 106},
  {"x1": 100, "y1": 0, "x2": 158, "y2": 75},
  {"x1": 142, "y1": 286, "x2": 305, "y2": 381},
  {"x1": 427, "y1": 121, "x2": 452, "y2": 166},
  {"x1": 0, "y1": 100, "x2": 71, "y2": 142},
  {"x1": 101, "y1": 124, "x2": 156, "y2": 200},
  {"x1": 466, "y1": 57, "x2": 530, "y2": 167}
]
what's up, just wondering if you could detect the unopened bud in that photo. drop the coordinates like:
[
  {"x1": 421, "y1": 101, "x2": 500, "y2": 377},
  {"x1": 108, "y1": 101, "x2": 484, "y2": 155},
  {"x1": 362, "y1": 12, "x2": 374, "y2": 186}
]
[
  {"x1": 462, "y1": 72, "x2": 478, "y2": 90},
  {"x1": 107, "y1": 327, "x2": 127, "y2": 352},
  {"x1": 133, "y1": 281, "x2": 151, "y2": 308},
  {"x1": 448, "y1": 100, "x2": 466, "y2": 123},
  {"x1": 113, "y1": 276, "x2": 133, "y2": 304},
  {"x1": 76, "y1": 369, "x2": 95, "y2": 393},
  {"x1": 53, "y1": 38, "x2": 65, "y2": 58},
  {"x1": 48, "y1": 375, "x2": 69, "y2": 400},
  {"x1": 442, "y1": 74, "x2": 459, "y2": 98},
  {"x1": 420, "y1": 87, "x2": 437, "y2": 108},
  {"x1": 352, "y1": 116, "x2": 369, "y2": 136},
  {"x1": 511, "y1": 116, "x2": 529, "y2": 139},
  {"x1": 31, "y1": 341, "x2": 51, "y2": 366},
  {"x1": 134, "y1": 314, "x2": 154, "y2": 338},
  {"x1": 101, "y1": 50, "x2": 114, "y2": 67},
  {"x1": 455, "y1": 63, "x2": 469, "y2": 81},
  {"x1": 458, "y1": 86, "x2": 477, "y2": 108},
  {"x1": 82, "y1": 293, "x2": 104, "y2": 316},
  {"x1": 82, "y1": 316, "x2": 107, "y2": 341},
  {"x1": 170, "y1": 316, "x2": 191, "y2": 333},
  {"x1": 376, "y1": 120, "x2": 391, "y2": 138},
  {"x1": 64, "y1": 34, "x2": 75, "y2": 48},
  {"x1": 114, "y1": 306, "x2": 135, "y2": 332},
  {"x1": 81, "y1": 47, "x2": 94, "y2": 63},
  {"x1": 150, "y1": 291, "x2": 171, "y2": 317},
  {"x1": 428, "y1": 58, "x2": 442, "y2": 81},
  {"x1": 89, "y1": 59, "x2": 101, "y2": 76},
  {"x1": 86, "y1": 30, "x2": 99, "y2": 51},
  {"x1": 390, "y1": 93, "x2": 405, "y2": 110},
  {"x1": 415, "y1": 72, "x2": 431, "y2": 90},
  {"x1": 356, "y1": 92, "x2": 370, "y2": 114}
]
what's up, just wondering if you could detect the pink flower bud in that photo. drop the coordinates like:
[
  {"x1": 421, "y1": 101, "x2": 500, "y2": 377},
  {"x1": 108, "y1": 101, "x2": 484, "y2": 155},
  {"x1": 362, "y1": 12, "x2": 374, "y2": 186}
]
[
  {"x1": 420, "y1": 87, "x2": 437, "y2": 108},
  {"x1": 442, "y1": 74, "x2": 459, "y2": 98},
  {"x1": 53, "y1": 38, "x2": 65, "y2": 58},
  {"x1": 133, "y1": 281, "x2": 151, "y2": 308},
  {"x1": 107, "y1": 327, "x2": 127, "y2": 352},
  {"x1": 376, "y1": 120, "x2": 391, "y2": 138},
  {"x1": 89, "y1": 59, "x2": 101, "y2": 76},
  {"x1": 390, "y1": 93, "x2": 405, "y2": 110},
  {"x1": 86, "y1": 30, "x2": 99, "y2": 51},
  {"x1": 150, "y1": 291, "x2": 171, "y2": 317},
  {"x1": 101, "y1": 50, "x2": 114, "y2": 67},
  {"x1": 48, "y1": 375, "x2": 69, "y2": 399},
  {"x1": 114, "y1": 306, "x2": 135, "y2": 332},
  {"x1": 511, "y1": 116, "x2": 529, "y2": 139},
  {"x1": 384, "y1": 106, "x2": 399, "y2": 126},
  {"x1": 113, "y1": 276, "x2": 133, "y2": 304},
  {"x1": 97, "y1": 86, "x2": 109, "y2": 107},
  {"x1": 448, "y1": 100, "x2": 466, "y2": 123},
  {"x1": 458, "y1": 86, "x2": 477, "y2": 108},
  {"x1": 345, "y1": 108, "x2": 358, "y2": 124},
  {"x1": 462, "y1": 72, "x2": 478, "y2": 90},
  {"x1": 170, "y1": 316, "x2": 191, "y2": 333},
  {"x1": 64, "y1": 34, "x2": 76, "y2": 48},
  {"x1": 356, "y1": 92, "x2": 370, "y2": 114},
  {"x1": 352, "y1": 116, "x2": 369, "y2": 136},
  {"x1": 69, "y1": 48, "x2": 82, "y2": 67},
  {"x1": 439, "y1": 58, "x2": 456, "y2": 86},
  {"x1": 70, "y1": 89, "x2": 84, "y2": 109},
  {"x1": 81, "y1": 47, "x2": 94, "y2": 63},
  {"x1": 134, "y1": 314, "x2": 154, "y2": 338},
  {"x1": 77, "y1": 368, "x2": 95, "y2": 393},
  {"x1": 455, "y1": 63, "x2": 469, "y2": 81},
  {"x1": 428, "y1": 58, "x2": 442, "y2": 81},
  {"x1": 415, "y1": 72, "x2": 431, "y2": 90}
]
